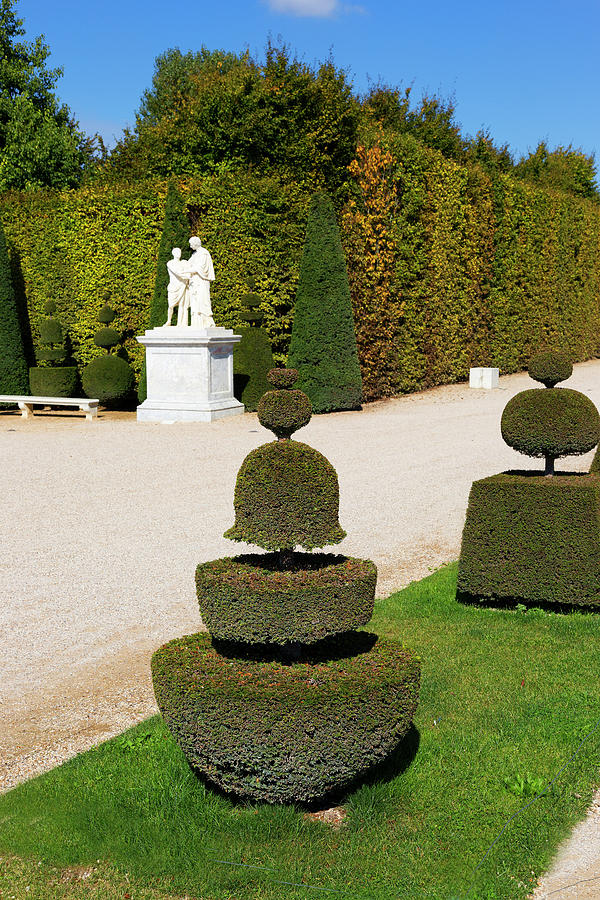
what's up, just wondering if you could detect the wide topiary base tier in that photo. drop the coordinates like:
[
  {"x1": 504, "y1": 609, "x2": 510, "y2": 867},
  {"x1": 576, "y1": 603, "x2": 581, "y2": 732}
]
[
  {"x1": 196, "y1": 553, "x2": 376, "y2": 644},
  {"x1": 457, "y1": 472, "x2": 600, "y2": 606},
  {"x1": 151, "y1": 632, "x2": 420, "y2": 804},
  {"x1": 29, "y1": 367, "x2": 78, "y2": 397}
]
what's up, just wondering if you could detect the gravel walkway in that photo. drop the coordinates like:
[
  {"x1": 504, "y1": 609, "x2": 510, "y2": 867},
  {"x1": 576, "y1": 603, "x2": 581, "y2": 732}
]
[{"x1": 2, "y1": 362, "x2": 600, "y2": 897}]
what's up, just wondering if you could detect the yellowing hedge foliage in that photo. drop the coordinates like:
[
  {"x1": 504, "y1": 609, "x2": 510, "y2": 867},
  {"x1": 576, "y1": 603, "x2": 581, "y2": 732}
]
[{"x1": 1, "y1": 144, "x2": 599, "y2": 399}]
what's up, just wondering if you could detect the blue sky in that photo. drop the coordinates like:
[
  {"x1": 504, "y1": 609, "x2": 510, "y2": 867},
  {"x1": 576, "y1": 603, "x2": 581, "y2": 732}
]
[{"x1": 18, "y1": 0, "x2": 600, "y2": 163}]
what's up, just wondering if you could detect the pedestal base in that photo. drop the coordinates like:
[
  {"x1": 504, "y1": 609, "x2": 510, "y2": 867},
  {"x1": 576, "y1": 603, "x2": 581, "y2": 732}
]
[{"x1": 136, "y1": 326, "x2": 244, "y2": 424}]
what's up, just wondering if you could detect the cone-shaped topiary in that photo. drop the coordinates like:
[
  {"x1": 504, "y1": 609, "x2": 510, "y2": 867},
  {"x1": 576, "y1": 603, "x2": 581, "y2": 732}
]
[
  {"x1": 458, "y1": 350, "x2": 600, "y2": 608},
  {"x1": 232, "y1": 277, "x2": 274, "y2": 411},
  {"x1": 288, "y1": 192, "x2": 362, "y2": 413},
  {"x1": 153, "y1": 367, "x2": 419, "y2": 804},
  {"x1": 29, "y1": 300, "x2": 78, "y2": 397},
  {"x1": 138, "y1": 182, "x2": 190, "y2": 402},
  {"x1": 0, "y1": 221, "x2": 28, "y2": 395},
  {"x1": 82, "y1": 299, "x2": 135, "y2": 405}
]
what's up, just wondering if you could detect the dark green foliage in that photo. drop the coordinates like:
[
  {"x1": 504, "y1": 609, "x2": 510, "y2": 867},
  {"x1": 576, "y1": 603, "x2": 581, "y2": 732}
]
[
  {"x1": 81, "y1": 355, "x2": 135, "y2": 403},
  {"x1": 224, "y1": 440, "x2": 346, "y2": 551},
  {"x1": 29, "y1": 366, "x2": 77, "y2": 397},
  {"x1": 138, "y1": 181, "x2": 190, "y2": 402},
  {"x1": 151, "y1": 631, "x2": 420, "y2": 804},
  {"x1": 98, "y1": 301, "x2": 116, "y2": 324},
  {"x1": 257, "y1": 389, "x2": 312, "y2": 438},
  {"x1": 0, "y1": 221, "x2": 28, "y2": 394},
  {"x1": 43, "y1": 300, "x2": 56, "y2": 315},
  {"x1": 196, "y1": 553, "x2": 376, "y2": 644},
  {"x1": 288, "y1": 192, "x2": 362, "y2": 413},
  {"x1": 93, "y1": 327, "x2": 120, "y2": 349},
  {"x1": 38, "y1": 317, "x2": 62, "y2": 346},
  {"x1": 232, "y1": 327, "x2": 274, "y2": 412},
  {"x1": 501, "y1": 388, "x2": 600, "y2": 461},
  {"x1": 528, "y1": 350, "x2": 573, "y2": 387},
  {"x1": 457, "y1": 473, "x2": 600, "y2": 607},
  {"x1": 268, "y1": 367, "x2": 298, "y2": 389}
]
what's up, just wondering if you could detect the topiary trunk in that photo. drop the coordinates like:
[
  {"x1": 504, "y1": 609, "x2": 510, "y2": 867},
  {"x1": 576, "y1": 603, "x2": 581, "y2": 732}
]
[
  {"x1": 138, "y1": 182, "x2": 190, "y2": 403},
  {"x1": 288, "y1": 192, "x2": 362, "y2": 413},
  {"x1": 0, "y1": 222, "x2": 29, "y2": 396}
]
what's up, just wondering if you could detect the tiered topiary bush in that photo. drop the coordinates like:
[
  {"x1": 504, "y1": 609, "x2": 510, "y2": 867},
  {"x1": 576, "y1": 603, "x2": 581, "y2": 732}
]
[
  {"x1": 152, "y1": 367, "x2": 420, "y2": 804},
  {"x1": 82, "y1": 300, "x2": 135, "y2": 405},
  {"x1": 457, "y1": 351, "x2": 600, "y2": 607},
  {"x1": 29, "y1": 301, "x2": 78, "y2": 397},
  {"x1": 232, "y1": 278, "x2": 274, "y2": 411}
]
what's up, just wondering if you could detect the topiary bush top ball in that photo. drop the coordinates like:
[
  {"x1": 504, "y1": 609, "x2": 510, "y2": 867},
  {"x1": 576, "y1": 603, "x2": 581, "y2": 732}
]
[
  {"x1": 267, "y1": 368, "x2": 298, "y2": 389},
  {"x1": 98, "y1": 303, "x2": 116, "y2": 325},
  {"x1": 258, "y1": 390, "x2": 312, "y2": 439},
  {"x1": 501, "y1": 388, "x2": 600, "y2": 460},
  {"x1": 39, "y1": 317, "x2": 62, "y2": 345},
  {"x1": 43, "y1": 300, "x2": 57, "y2": 316},
  {"x1": 528, "y1": 351, "x2": 573, "y2": 387}
]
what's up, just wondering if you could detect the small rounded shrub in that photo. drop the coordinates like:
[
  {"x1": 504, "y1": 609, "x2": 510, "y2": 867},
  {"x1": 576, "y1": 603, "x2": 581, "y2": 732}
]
[
  {"x1": 29, "y1": 366, "x2": 78, "y2": 397},
  {"x1": 267, "y1": 368, "x2": 298, "y2": 389},
  {"x1": 196, "y1": 553, "x2": 376, "y2": 644},
  {"x1": 98, "y1": 303, "x2": 116, "y2": 324},
  {"x1": 82, "y1": 355, "x2": 135, "y2": 402},
  {"x1": 39, "y1": 318, "x2": 63, "y2": 346},
  {"x1": 528, "y1": 351, "x2": 573, "y2": 387},
  {"x1": 257, "y1": 389, "x2": 312, "y2": 438},
  {"x1": 224, "y1": 440, "x2": 346, "y2": 550},
  {"x1": 93, "y1": 327, "x2": 120, "y2": 349},
  {"x1": 152, "y1": 631, "x2": 420, "y2": 804},
  {"x1": 501, "y1": 388, "x2": 600, "y2": 460}
]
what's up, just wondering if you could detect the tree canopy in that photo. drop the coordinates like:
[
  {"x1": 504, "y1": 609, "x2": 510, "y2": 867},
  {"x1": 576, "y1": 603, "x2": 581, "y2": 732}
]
[{"x1": 0, "y1": 0, "x2": 96, "y2": 190}]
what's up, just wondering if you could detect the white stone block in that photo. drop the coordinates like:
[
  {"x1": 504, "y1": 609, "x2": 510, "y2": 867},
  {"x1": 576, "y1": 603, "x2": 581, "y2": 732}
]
[
  {"x1": 469, "y1": 367, "x2": 499, "y2": 389},
  {"x1": 136, "y1": 326, "x2": 245, "y2": 423}
]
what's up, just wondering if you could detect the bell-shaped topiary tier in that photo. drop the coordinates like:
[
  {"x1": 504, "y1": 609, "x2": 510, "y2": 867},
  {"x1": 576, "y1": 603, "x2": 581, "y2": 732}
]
[
  {"x1": 29, "y1": 300, "x2": 78, "y2": 397},
  {"x1": 458, "y1": 350, "x2": 600, "y2": 608},
  {"x1": 82, "y1": 299, "x2": 135, "y2": 405},
  {"x1": 153, "y1": 367, "x2": 420, "y2": 803}
]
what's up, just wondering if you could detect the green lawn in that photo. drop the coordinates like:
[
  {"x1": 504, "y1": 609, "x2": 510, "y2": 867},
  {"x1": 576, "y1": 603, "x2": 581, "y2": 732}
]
[{"x1": 2, "y1": 563, "x2": 600, "y2": 900}]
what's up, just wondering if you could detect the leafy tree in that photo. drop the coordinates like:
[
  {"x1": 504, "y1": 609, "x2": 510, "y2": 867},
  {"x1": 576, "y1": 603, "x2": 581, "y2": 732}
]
[
  {"x1": 514, "y1": 142, "x2": 599, "y2": 200},
  {"x1": 0, "y1": 219, "x2": 28, "y2": 393},
  {"x1": 361, "y1": 83, "x2": 465, "y2": 160},
  {"x1": 288, "y1": 192, "x2": 362, "y2": 413},
  {"x1": 138, "y1": 181, "x2": 190, "y2": 402},
  {"x1": 464, "y1": 129, "x2": 514, "y2": 175},
  {"x1": 105, "y1": 42, "x2": 360, "y2": 196},
  {"x1": 0, "y1": 0, "x2": 95, "y2": 190}
]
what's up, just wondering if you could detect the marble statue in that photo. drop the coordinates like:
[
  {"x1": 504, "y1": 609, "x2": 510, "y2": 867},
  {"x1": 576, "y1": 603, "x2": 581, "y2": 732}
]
[
  {"x1": 165, "y1": 248, "x2": 190, "y2": 327},
  {"x1": 188, "y1": 236, "x2": 216, "y2": 328}
]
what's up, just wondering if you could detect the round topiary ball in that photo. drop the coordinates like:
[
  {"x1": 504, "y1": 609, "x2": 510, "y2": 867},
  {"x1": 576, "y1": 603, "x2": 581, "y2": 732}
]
[
  {"x1": 94, "y1": 327, "x2": 120, "y2": 349},
  {"x1": 528, "y1": 351, "x2": 573, "y2": 387},
  {"x1": 501, "y1": 388, "x2": 600, "y2": 460},
  {"x1": 39, "y1": 318, "x2": 63, "y2": 345},
  {"x1": 98, "y1": 303, "x2": 116, "y2": 324},
  {"x1": 257, "y1": 389, "x2": 312, "y2": 438},
  {"x1": 43, "y1": 300, "x2": 57, "y2": 316},
  {"x1": 267, "y1": 368, "x2": 298, "y2": 389},
  {"x1": 82, "y1": 355, "x2": 135, "y2": 403},
  {"x1": 224, "y1": 440, "x2": 346, "y2": 550}
]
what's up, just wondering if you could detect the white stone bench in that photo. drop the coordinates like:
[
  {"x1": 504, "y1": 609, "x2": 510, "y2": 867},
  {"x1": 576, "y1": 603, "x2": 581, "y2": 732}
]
[{"x1": 0, "y1": 395, "x2": 99, "y2": 421}]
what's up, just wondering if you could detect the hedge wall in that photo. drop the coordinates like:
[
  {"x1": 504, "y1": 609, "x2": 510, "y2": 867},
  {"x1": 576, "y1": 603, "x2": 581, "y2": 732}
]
[{"x1": 2, "y1": 144, "x2": 599, "y2": 399}]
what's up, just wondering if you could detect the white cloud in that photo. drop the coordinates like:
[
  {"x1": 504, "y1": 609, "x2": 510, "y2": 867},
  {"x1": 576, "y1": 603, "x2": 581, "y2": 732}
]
[{"x1": 266, "y1": 0, "x2": 339, "y2": 17}]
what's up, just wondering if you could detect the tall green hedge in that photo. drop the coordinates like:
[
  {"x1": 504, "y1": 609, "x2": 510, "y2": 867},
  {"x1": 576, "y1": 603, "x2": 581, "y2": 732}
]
[
  {"x1": 1, "y1": 147, "x2": 600, "y2": 401},
  {"x1": 0, "y1": 220, "x2": 29, "y2": 395}
]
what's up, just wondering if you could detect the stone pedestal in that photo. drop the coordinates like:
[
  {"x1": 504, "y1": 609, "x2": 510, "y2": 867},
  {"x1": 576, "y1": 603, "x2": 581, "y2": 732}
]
[
  {"x1": 469, "y1": 367, "x2": 499, "y2": 389},
  {"x1": 136, "y1": 327, "x2": 244, "y2": 423}
]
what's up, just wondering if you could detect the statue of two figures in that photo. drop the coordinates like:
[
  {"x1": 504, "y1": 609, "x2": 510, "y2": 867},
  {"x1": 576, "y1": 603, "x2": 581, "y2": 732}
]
[{"x1": 165, "y1": 236, "x2": 216, "y2": 328}]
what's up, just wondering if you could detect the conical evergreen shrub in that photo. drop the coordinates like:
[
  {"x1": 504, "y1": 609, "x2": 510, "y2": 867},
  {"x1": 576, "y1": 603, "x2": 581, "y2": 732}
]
[
  {"x1": 0, "y1": 222, "x2": 28, "y2": 395},
  {"x1": 288, "y1": 192, "x2": 362, "y2": 413},
  {"x1": 138, "y1": 182, "x2": 190, "y2": 402}
]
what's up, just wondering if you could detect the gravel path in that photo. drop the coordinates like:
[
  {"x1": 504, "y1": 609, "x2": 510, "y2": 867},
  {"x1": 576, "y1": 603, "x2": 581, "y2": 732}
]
[{"x1": 2, "y1": 362, "x2": 600, "y2": 897}]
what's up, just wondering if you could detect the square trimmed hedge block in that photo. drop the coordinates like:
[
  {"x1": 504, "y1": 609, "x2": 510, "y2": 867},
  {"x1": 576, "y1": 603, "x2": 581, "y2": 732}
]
[{"x1": 457, "y1": 472, "x2": 600, "y2": 607}]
